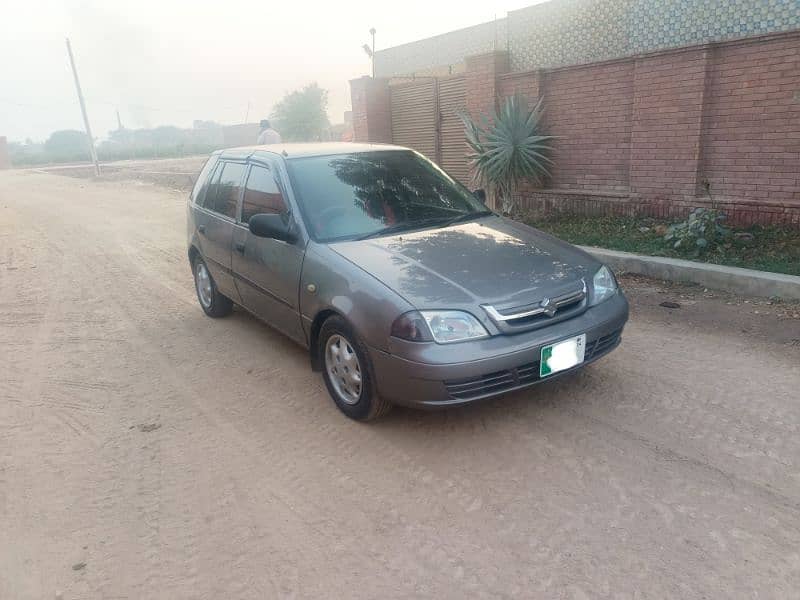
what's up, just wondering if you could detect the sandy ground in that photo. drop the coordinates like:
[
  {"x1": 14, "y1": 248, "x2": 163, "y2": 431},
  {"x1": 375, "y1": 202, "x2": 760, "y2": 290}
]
[
  {"x1": 31, "y1": 156, "x2": 208, "y2": 192},
  {"x1": 1, "y1": 167, "x2": 799, "y2": 600}
]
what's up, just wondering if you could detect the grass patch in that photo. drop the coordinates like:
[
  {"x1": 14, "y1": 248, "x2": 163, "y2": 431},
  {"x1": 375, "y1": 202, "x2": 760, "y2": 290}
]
[{"x1": 525, "y1": 214, "x2": 800, "y2": 276}]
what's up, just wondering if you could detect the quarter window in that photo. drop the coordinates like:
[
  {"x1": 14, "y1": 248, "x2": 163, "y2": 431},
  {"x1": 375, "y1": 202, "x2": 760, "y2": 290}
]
[
  {"x1": 191, "y1": 155, "x2": 218, "y2": 206},
  {"x1": 241, "y1": 165, "x2": 288, "y2": 223},
  {"x1": 206, "y1": 161, "x2": 246, "y2": 219}
]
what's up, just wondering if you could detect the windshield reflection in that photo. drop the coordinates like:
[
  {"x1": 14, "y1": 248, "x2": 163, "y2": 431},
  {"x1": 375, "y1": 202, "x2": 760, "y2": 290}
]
[{"x1": 289, "y1": 151, "x2": 486, "y2": 242}]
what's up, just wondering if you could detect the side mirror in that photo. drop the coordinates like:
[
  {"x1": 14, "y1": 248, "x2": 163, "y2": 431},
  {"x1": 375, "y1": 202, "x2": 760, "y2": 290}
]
[
  {"x1": 249, "y1": 213, "x2": 297, "y2": 243},
  {"x1": 473, "y1": 189, "x2": 487, "y2": 205}
]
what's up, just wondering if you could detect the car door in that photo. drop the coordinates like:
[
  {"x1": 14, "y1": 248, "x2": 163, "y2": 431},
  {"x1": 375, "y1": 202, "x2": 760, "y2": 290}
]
[
  {"x1": 232, "y1": 160, "x2": 306, "y2": 344},
  {"x1": 195, "y1": 160, "x2": 246, "y2": 300}
]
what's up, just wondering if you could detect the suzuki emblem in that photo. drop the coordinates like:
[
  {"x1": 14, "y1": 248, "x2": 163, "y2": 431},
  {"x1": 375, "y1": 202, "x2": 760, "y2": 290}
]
[{"x1": 540, "y1": 297, "x2": 557, "y2": 317}]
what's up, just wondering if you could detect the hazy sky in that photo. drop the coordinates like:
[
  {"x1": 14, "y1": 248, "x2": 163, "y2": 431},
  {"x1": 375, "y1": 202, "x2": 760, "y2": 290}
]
[{"x1": 0, "y1": 0, "x2": 544, "y2": 142}]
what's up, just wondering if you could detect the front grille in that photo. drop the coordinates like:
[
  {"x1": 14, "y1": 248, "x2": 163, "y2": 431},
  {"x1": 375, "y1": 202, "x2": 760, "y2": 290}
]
[
  {"x1": 444, "y1": 328, "x2": 623, "y2": 401},
  {"x1": 443, "y1": 369, "x2": 517, "y2": 399},
  {"x1": 482, "y1": 281, "x2": 588, "y2": 333}
]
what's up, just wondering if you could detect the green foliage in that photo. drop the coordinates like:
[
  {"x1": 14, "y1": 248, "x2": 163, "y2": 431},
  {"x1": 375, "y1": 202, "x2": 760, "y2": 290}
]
[
  {"x1": 43, "y1": 129, "x2": 91, "y2": 162},
  {"x1": 271, "y1": 82, "x2": 330, "y2": 142},
  {"x1": 526, "y1": 214, "x2": 800, "y2": 276},
  {"x1": 664, "y1": 208, "x2": 730, "y2": 256},
  {"x1": 459, "y1": 94, "x2": 554, "y2": 214},
  {"x1": 98, "y1": 124, "x2": 222, "y2": 162}
]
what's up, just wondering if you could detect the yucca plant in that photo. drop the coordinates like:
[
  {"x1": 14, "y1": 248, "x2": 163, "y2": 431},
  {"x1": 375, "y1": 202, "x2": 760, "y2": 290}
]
[{"x1": 459, "y1": 94, "x2": 554, "y2": 215}]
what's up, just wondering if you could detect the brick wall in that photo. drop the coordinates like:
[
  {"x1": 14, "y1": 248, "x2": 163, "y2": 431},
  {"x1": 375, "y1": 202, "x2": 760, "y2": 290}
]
[
  {"x1": 465, "y1": 52, "x2": 510, "y2": 121},
  {"x1": 700, "y1": 35, "x2": 800, "y2": 224},
  {"x1": 629, "y1": 48, "x2": 709, "y2": 199},
  {"x1": 511, "y1": 32, "x2": 800, "y2": 226},
  {"x1": 352, "y1": 31, "x2": 800, "y2": 227},
  {"x1": 542, "y1": 60, "x2": 633, "y2": 192},
  {"x1": 350, "y1": 77, "x2": 392, "y2": 143},
  {"x1": 498, "y1": 71, "x2": 541, "y2": 100}
]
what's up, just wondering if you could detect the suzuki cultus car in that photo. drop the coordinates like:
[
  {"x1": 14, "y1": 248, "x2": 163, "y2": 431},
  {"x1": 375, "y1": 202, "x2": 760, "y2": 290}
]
[{"x1": 188, "y1": 143, "x2": 628, "y2": 420}]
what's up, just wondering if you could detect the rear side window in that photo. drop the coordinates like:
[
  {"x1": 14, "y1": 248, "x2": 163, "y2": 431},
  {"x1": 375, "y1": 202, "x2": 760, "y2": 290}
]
[
  {"x1": 241, "y1": 164, "x2": 288, "y2": 223},
  {"x1": 206, "y1": 161, "x2": 246, "y2": 219},
  {"x1": 191, "y1": 155, "x2": 218, "y2": 205}
]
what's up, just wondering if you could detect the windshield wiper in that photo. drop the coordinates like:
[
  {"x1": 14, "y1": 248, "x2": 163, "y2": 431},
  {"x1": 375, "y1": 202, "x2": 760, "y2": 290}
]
[
  {"x1": 439, "y1": 209, "x2": 494, "y2": 227},
  {"x1": 355, "y1": 219, "x2": 443, "y2": 241}
]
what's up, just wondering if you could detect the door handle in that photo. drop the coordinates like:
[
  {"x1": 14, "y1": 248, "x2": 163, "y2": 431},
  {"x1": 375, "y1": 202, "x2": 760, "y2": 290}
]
[
  {"x1": 198, "y1": 224, "x2": 206, "y2": 234},
  {"x1": 234, "y1": 242, "x2": 245, "y2": 254}
]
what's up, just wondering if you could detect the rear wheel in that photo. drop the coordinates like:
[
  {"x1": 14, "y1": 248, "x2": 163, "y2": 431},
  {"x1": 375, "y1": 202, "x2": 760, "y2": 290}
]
[
  {"x1": 319, "y1": 316, "x2": 391, "y2": 421},
  {"x1": 192, "y1": 256, "x2": 233, "y2": 318}
]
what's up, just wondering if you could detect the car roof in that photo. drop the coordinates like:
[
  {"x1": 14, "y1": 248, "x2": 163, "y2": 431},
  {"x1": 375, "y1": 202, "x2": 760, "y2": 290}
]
[{"x1": 215, "y1": 142, "x2": 411, "y2": 161}]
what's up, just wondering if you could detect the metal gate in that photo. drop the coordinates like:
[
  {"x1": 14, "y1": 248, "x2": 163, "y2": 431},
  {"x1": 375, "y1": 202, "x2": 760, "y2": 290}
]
[
  {"x1": 390, "y1": 79, "x2": 436, "y2": 160},
  {"x1": 389, "y1": 76, "x2": 469, "y2": 184},
  {"x1": 436, "y1": 76, "x2": 470, "y2": 184}
]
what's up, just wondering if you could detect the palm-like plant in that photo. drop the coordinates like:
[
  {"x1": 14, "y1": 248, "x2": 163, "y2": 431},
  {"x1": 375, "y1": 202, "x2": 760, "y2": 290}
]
[{"x1": 459, "y1": 94, "x2": 554, "y2": 215}]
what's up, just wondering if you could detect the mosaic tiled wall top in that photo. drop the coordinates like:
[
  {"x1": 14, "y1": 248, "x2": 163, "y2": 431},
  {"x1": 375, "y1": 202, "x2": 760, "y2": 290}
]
[
  {"x1": 374, "y1": 0, "x2": 800, "y2": 77},
  {"x1": 509, "y1": 0, "x2": 800, "y2": 71},
  {"x1": 374, "y1": 19, "x2": 507, "y2": 78}
]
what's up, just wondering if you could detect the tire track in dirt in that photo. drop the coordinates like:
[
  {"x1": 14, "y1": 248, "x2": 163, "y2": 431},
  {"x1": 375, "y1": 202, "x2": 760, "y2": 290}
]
[
  {"x1": 44, "y1": 234, "x2": 328, "y2": 598},
  {"x1": 39, "y1": 188, "x2": 500, "y2": 596},
  {"x1": 80, "y1": 237, "x2": 466, "y2": 598}
]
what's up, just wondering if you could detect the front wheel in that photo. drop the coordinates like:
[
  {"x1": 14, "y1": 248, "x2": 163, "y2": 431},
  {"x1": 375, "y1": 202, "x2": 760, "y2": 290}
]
[
  {"x1": 319, "y1": 316, "x2": 391, "y2": 421},
  {"x1": 192, "y1": 256, "x2": 233, "y2": 318}
]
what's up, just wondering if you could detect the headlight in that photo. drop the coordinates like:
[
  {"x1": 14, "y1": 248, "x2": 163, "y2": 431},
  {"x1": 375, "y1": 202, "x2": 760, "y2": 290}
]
[
  {"x1": 421, "y1": 310, "x2": 489, "y2": 343},
  {"x1": 591, "y1": 265, "x2": 618, "y2": 305},
  {"x1": 390, "y1": 310, "x2": 489, "y2": 344}
]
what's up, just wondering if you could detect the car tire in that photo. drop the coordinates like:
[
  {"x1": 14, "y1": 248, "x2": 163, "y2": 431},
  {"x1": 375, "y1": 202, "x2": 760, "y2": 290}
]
[
  {"x1": 319, "y1": 315, "x2": 392, "y2": 421},
  {"x1": 192, "y1": 256, "x2": 233, "y2": 318}
]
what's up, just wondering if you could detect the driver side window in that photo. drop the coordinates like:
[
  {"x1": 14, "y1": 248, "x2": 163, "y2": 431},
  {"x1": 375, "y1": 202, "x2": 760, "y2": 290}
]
[{"x1": 241, "y1": 164, "x2": 288, "y2": 224}]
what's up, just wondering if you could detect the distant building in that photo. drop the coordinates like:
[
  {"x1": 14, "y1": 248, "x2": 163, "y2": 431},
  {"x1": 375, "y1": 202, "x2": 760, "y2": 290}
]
[
  {"x1": 0, "y1": 137, "x2": 10, "y2": 169},
  {"x1": 222, "y1": 123, "x2": 262, "y2": 147}
]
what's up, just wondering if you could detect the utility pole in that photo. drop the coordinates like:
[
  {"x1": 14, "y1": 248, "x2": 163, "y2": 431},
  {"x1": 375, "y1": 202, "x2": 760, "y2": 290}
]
[
  {"x1": 65, "y1": 38, "x2": 100, "y2": 176},
  {"x1": 244, "y1": 100, "x2": 250, "y2": 124},
  {"x1": 370, "y1": 28, "x2": 376, "y2": 78},
  {"x1": 116, "y1": 109, "x2": 124, "y2": 131}
]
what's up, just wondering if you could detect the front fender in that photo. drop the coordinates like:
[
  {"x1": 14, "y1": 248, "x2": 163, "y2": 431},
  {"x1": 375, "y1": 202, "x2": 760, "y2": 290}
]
[{"x1": 299, "y1": 243, "x2": 414, "y2": 351}]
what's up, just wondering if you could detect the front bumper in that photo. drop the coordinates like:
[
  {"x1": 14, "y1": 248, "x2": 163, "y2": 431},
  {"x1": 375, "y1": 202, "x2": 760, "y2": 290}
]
[{"x1": 369, "y1": 292, "x2": 629, "y2": 408}]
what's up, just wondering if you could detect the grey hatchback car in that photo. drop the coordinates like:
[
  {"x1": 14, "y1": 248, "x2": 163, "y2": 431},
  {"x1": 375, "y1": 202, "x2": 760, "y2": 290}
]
[{"x1": 188, "y1": 143, "x2": 628, "y2": 420}]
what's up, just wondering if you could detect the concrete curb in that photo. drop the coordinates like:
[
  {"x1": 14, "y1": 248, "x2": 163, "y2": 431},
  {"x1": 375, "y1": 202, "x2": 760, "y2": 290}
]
[{"x1": 580, "y1": 246, "x2": 800, "y2": 301}]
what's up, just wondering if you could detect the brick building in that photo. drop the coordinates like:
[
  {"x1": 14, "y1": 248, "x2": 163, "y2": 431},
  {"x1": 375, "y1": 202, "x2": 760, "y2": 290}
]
[{"x1": 351, "y1": 0, "x2": 800, "y2": 226}]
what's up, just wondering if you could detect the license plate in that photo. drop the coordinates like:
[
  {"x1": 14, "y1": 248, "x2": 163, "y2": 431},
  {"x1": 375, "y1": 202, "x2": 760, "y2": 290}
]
[{"x1": 540, "y1": 334, "x2": 587, "y2": 378}]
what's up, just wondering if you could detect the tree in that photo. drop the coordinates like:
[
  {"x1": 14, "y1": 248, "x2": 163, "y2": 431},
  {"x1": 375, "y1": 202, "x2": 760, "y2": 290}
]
[
  {"x1": 459, "y1": 94, "x2": 554, "y2": 215},
  {"x1": 44, "y1": 129, "x2": 91, "y2": 162},
  {"x1": 271, "y1": 83, "x2": 330, "y2": 142}
]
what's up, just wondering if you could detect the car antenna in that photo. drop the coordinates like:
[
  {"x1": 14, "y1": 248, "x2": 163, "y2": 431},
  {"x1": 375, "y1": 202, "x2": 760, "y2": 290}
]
[{"x1": 282, "y1": 149, "x2": 289, "y2": 157}]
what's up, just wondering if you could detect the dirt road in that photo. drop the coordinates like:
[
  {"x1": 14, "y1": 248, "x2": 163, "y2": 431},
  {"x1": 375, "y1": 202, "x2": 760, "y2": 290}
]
[{"x1": 1, "y1": 169, "x2": 799, "y2": 599}]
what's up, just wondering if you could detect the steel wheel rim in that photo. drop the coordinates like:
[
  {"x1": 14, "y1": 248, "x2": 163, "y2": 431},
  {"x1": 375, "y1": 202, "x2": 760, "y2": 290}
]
[
  {"x1": 195, "y1": 262, "x2": 213, "y2": 308},
  {"x1": 324, "y1": 334, "x2": 362, "y2": 405}
]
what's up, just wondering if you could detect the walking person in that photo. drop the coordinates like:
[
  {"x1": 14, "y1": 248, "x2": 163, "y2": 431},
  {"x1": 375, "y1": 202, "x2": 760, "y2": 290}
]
[{"x1": 256, "y1": 119, "x2": 282, "y2": 145}]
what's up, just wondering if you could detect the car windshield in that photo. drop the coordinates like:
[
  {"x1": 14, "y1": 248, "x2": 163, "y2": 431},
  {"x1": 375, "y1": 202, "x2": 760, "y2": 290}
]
[{"x1": 287, "y1": 150, "x2": 489, "y2": 242}]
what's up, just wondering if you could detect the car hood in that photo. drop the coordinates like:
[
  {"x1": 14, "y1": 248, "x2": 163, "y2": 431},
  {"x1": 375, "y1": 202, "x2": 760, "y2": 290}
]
[{"x1": 329, "y1": 216, "x2": 599, "y2": 308}]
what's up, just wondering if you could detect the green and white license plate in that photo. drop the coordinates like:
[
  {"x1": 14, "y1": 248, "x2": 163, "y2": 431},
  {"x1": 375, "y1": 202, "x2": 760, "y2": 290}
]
[{"x1": 540, "y1": 334, "x2": 587, "y2": 378}]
